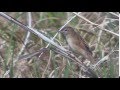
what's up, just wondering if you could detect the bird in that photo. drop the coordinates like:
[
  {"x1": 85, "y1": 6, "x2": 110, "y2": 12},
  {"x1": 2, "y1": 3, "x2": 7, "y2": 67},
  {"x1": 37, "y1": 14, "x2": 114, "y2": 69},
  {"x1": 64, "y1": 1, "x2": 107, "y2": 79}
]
[{"x1": 59, "y1": 26, "x2": 95, "y2": 64}]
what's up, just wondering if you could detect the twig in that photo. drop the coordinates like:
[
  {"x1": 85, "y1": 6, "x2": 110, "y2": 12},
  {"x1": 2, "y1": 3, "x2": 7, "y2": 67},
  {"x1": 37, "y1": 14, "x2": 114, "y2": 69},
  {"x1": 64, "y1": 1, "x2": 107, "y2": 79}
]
[
  {"x1": 97, "y1": 25, "x2": 119, "y2": 36},
  {"x1": 95, "y1": 30, "x2": 103, "y2": 50},
  {"x1": 42, "y1": 50, "x2": 52, "y2": 78},
  {"x1": 73, "y1": 12, "x2": 119, "y2": 37},
  {"x1": 109, "y1": 12, "x2": 119, "y2": 17},
  {"x1": 16, "y1": 12, "x2": 32, "y2": 61},
  {"x1": 73, "y1": 12, "x2": 98, "y2": 26},
  {"x1": 18, "y1": 50, "x2": 41, "y2": 60}
]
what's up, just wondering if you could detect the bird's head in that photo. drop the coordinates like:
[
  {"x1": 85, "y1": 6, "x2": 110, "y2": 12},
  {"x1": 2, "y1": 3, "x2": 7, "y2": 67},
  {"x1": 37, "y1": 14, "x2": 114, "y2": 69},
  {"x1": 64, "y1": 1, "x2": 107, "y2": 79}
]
[{"x1": 59, "y1": 26, "x2": 74, "y2": 36}]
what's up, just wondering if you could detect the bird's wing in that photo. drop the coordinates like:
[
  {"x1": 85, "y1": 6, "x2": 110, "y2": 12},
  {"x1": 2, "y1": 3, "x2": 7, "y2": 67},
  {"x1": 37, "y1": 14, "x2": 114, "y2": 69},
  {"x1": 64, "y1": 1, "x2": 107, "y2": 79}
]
[{"x1": 78, "y1": 35, "x2": 93, "y2": 55}]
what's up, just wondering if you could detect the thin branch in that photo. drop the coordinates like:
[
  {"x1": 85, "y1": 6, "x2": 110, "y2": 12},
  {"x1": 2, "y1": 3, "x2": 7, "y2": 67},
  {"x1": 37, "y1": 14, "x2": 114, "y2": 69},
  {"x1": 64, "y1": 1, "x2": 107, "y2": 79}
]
[
  {"x1": 42, "y1": 50, "x2": 52, "y2": 78},
  {"x1": 95, "y1": 30, "x2": 103, "y2": 50},
  {"x1": 73, "y1": 12, "x2": 119, "y2": 37},
  {"x1": 109, "y1": 12, "x2": 119, "y2": 17},
  {"x1": 16, "y1": 12, "x2": 32, "y2": 61},
  {"x1": 97, "y1": 25, "x2": 119, "y2": 37},
  {"x1": 73, "y1": 12, "x2": 98, "y2": 26}
]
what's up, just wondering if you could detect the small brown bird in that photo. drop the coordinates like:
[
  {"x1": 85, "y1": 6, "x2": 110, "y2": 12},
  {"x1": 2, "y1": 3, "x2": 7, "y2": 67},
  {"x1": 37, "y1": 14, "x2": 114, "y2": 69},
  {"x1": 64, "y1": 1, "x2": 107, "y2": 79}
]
[{"x1": 59, "y1": 26, "x2": 95, "y2": 64}]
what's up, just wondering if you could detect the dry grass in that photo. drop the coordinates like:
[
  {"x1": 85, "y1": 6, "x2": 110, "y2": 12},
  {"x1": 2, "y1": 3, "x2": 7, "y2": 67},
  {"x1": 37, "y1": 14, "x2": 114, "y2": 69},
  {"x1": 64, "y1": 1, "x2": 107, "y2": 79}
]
[{"x1": 0, "y1": 12, "x2": 119, "y2": 78}]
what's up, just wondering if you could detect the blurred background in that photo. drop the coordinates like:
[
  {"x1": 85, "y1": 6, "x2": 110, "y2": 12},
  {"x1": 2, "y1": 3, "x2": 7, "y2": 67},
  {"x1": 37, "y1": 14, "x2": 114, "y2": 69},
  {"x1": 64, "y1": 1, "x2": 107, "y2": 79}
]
[{"x1": 0, "y1": 12, "x2": 119, "y2": 78}]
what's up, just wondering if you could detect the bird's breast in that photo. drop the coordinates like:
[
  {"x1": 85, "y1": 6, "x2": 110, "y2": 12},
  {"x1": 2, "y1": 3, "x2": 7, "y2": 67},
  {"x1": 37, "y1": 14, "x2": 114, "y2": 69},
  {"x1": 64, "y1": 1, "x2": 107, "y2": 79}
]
[
  {"x1": 66, "y1": 37, "x2": 79, "y2": 51},
  {"x1": 66, "y1": 36, "x2": 86, "y2": 55}
]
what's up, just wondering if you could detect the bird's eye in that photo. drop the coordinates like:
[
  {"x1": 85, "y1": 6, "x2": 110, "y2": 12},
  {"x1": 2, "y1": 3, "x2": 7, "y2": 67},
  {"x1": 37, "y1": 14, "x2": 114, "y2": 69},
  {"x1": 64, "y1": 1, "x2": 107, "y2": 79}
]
[{"x1": 64, "y1": 29, "x2": 67, "y2": 31}]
